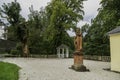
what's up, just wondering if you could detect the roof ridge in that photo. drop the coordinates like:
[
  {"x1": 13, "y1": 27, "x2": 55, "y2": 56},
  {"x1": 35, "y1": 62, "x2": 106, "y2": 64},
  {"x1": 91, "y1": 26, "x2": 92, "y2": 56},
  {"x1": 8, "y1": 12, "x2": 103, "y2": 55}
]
[{"x1": 108, "y1": 26, "x2": 120, "y2": 34}]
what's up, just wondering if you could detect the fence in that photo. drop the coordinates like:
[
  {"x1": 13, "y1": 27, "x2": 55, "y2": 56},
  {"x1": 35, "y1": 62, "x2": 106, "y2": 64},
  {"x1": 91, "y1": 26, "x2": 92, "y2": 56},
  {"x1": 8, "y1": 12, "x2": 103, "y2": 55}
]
[
  {"x1": 84, "y1": 55, "x2": 110, "y2": 62},
  {"x1": 29, "y1": 54, "x2": 58, "y2": 58},
  {"x1": 0, "y1": 53, "x2": 111, "y2": 62}
]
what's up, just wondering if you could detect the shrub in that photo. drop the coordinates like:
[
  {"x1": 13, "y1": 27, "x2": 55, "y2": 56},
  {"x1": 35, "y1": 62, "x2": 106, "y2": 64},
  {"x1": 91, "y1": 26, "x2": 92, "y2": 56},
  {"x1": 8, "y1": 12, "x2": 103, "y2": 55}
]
[{"x1": 10, "y1": 49, "x2": 19, "y2": 55}]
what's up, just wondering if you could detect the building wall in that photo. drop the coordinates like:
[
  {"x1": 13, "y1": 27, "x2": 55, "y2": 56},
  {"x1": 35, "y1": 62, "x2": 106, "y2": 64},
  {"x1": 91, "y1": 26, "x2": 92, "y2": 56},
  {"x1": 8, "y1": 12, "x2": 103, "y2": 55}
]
[
  {"x1": 0, "y1": 29, "x2": 4, "y2": 39},
  {"x1": 0, "y1": 25, "x2": 7, "y2": 40},
  {"x1": 110, "y1": 33, "x2": 120, "y2": 72}
]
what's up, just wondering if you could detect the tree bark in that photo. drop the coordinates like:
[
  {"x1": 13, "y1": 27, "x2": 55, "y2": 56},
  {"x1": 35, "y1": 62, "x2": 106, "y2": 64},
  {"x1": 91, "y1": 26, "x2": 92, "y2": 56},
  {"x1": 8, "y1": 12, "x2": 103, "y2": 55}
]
[{"x1": 22, "y1": 42, "x2": 29, "y2": 57}]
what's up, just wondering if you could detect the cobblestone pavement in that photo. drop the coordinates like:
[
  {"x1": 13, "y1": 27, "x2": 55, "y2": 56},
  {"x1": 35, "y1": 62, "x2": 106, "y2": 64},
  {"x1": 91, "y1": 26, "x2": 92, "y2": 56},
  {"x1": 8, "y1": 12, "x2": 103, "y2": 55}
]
[{"x1": 3, "y1": 58, "x2": 120, "y2": 80}]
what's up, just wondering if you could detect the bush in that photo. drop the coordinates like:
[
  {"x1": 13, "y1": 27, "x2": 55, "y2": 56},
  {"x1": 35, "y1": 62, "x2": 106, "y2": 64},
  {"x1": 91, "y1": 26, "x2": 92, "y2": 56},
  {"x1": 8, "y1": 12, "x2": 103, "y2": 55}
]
[
  {"x1": 10, "y1": 49, "x2": 19, "y2": 55},
  {"x1": 16, "y1": 43, "x2": 22, "y2": 52},
  {"x1": 10, "y1": 43, "x2": 23, "y2": 56}
]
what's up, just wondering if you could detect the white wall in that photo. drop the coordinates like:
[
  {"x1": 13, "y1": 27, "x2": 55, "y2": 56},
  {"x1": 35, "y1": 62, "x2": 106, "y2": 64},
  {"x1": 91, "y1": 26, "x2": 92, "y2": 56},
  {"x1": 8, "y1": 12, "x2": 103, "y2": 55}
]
[{"x1": 0, "y1": 25, "x2": 5, "y2": 39}]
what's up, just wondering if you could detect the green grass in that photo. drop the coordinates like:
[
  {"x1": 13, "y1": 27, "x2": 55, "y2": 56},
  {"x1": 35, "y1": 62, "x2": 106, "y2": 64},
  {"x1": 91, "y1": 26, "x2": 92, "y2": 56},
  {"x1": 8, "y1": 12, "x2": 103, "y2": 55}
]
[{"x1": 0, "y1": 62, "x2": 20, "y2": 80}]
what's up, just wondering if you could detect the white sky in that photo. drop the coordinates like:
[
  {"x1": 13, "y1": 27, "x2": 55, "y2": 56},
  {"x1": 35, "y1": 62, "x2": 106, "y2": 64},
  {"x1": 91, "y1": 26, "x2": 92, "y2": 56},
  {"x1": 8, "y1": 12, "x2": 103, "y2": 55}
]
[{"x1": 0, "y1": 0, "x2": 101, "y2": 36}]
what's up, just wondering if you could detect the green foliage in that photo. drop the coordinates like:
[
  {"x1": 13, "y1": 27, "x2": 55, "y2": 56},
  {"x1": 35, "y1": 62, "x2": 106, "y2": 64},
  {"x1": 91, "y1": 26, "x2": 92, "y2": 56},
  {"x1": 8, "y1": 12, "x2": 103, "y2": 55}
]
[
  {"x1": 0, "y1": 62, "x2": 20, "y2": 80},
  {"x1": 46, "y1": 0, "x2": 84, "y2": 35},
  {"x1": 28, "y1": 6, "x2": 50, "y2": 54},
  {"x1": 0, "y1": 0, "x2": 29, "y2": 56},
  {"x1": 10, "y1": 49, "x2": 19, "y2": 55},
  {"x1": 0, "y1": 0, "x2": 21, "y2": 25},
  {"x1": 83, "y1": 0, "x2": 120, "y2": 56},
  {"x1": 46, "y1": 0, "x2": 84, "y2": 53},
  {"x1": 9, "y1": 43, "x2": 22, "y2": 55},
  {"x1": 0, "y1": 0, "x2": 25, "y2": 41},
  {"x1": 81, "y1": 24, "x2": 89, "y2": 33},
  {"x1": 16, "y1": 42, "x2": 22, "y2": 52},
  {"x1": 17, "y1": 21, "x2": 28, "y2": 42},
  {"x1": 9, "y1": 42, "x2": 22, "y2": 55},
  {"x1": 0, "y1": 0, "x2": 84, "y2": 55}
]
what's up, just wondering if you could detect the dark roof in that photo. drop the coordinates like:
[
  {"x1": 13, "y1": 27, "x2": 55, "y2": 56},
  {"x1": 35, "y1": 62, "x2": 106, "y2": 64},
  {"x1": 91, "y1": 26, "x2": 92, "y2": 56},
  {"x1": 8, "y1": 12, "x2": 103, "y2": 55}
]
[
  {"x1": 56, "y1": 44, "x2": 68, "y2": 49},
  {"x1": 108, "y1": 26, "x2": 120, "y2": 34}
]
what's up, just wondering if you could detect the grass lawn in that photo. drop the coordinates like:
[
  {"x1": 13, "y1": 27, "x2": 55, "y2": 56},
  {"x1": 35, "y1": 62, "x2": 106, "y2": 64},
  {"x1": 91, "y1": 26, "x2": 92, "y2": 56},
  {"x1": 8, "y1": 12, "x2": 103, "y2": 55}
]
[{"x1": 0, "y1": 62, "x2": 20, "y2": 80}]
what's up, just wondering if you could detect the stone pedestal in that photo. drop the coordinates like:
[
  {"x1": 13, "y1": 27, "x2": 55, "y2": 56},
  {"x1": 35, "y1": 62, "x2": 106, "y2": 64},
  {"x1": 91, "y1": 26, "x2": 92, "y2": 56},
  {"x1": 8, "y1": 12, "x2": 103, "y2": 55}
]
[{"x1": 71, "y1": 51, "x2": 89, "y2": 72}]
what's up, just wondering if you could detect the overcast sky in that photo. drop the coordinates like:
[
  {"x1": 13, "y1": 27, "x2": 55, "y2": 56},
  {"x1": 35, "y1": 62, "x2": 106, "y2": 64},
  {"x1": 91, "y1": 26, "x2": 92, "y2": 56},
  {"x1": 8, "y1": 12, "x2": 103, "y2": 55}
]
[{"x1": 0, "y1": 0, "x2": 101, "y2": 36}]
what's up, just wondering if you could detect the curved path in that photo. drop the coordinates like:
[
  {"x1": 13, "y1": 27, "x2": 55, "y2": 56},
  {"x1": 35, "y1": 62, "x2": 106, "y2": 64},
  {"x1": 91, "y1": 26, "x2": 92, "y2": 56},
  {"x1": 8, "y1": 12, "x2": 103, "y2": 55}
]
[{"x1": 3, "y1": 58, "x2": 120, "y2": 80}]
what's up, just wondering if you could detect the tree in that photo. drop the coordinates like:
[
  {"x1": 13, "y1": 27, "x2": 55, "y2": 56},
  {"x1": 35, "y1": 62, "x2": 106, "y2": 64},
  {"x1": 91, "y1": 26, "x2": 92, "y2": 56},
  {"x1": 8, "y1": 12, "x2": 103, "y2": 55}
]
[
  {"x1": 81, "y1": 23, "x2": 89, "y2": 35},
  {"x1": 28, "y1": 6, "x2": 50, "y2": 54},
  {"x1": 0, "y1": 0, "x2": 22, "y2": 41},
  {"x1": 16, "y1": 21, "x2": 29, "y2": 57},
  {"x1": 46, "y1": 0, "x2": 84, "y2": 53},
  {"x1": 83, "y1": 0, "x2": 120, "y2": 56},
  {"x1": 0, "y1": 0, "x2": 29, "y2": 57}
]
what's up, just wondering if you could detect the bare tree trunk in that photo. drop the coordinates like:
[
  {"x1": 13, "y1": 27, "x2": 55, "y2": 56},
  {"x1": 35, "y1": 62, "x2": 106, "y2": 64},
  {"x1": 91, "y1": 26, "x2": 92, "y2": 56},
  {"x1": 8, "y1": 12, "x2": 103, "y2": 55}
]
[{"x1": 22, "y1": 42, "x2": 29, "y2": 57}]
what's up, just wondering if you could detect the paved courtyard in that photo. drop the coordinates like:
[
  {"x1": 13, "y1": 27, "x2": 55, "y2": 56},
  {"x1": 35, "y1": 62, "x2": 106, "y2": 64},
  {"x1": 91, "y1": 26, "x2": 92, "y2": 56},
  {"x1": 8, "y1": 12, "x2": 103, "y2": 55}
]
[{"x1": 2, "y1": 58, "x2": 120, "y2": 80}]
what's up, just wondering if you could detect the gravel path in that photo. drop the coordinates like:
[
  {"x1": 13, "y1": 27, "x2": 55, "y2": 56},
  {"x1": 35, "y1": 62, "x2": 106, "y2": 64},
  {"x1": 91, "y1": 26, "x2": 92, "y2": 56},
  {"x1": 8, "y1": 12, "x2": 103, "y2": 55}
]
[{"x1": 3, "y1": 58, "x2": 120, "y2": 80}]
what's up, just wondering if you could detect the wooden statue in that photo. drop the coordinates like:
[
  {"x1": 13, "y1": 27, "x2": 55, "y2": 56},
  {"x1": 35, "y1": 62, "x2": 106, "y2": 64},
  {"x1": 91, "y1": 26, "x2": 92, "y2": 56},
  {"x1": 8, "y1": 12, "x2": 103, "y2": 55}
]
[
  {"x1": 74, "y1": 28, "x2": 82, "y2": 51},
  {"x1": 70, "y1": 28, "x2": 89, "y2": 72}
]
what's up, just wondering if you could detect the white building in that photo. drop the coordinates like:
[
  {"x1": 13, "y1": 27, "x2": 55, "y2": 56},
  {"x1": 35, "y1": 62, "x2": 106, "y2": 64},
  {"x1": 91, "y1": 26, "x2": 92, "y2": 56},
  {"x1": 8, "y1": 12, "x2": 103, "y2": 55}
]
[
  {"x1": 56, "y1": 44, "x2": 69, "y2": 58},
  {"x1": 0, "y1": 25, "x2": 4, "y2": 39},
  {"x1": 0, "y1": 24, "x2": 7, "y2": 40}
]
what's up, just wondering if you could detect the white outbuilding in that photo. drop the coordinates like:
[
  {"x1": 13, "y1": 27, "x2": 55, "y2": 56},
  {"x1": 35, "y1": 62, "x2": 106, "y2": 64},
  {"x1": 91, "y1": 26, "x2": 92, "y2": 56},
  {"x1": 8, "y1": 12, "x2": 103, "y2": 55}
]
[{"x1": 56, "y1": 44, "x2": 69, "y2": 58}]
